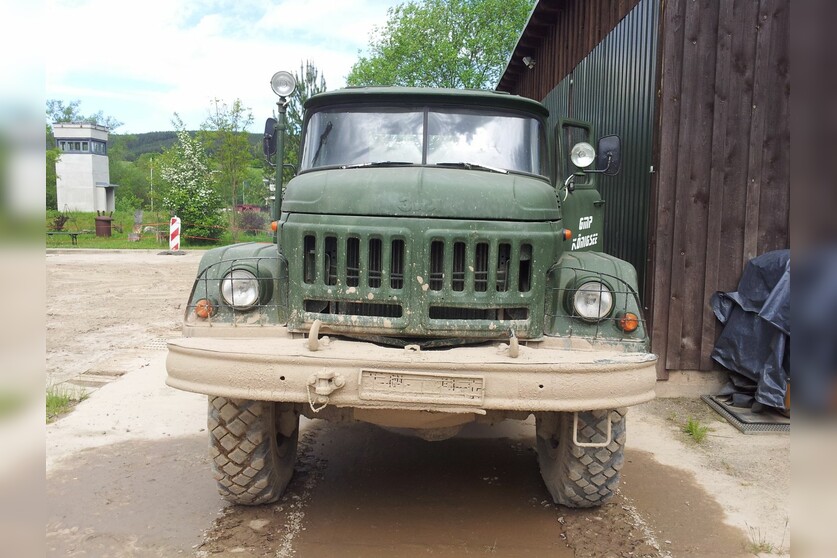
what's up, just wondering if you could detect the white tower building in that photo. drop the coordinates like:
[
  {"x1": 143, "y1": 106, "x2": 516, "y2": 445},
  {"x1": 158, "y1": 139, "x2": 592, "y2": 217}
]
[{"x1": 54, "y1": 123, "x2": 116, "y2": 212}]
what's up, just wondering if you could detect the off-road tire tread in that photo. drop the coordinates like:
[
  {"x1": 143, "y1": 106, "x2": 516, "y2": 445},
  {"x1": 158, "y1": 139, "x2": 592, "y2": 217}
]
[
  {"x1": 536, "y1": 409, "x2": 627, "y2": 508},
  {"x1": 208, "y1": 396, "x2": 298, "y2": 505}
]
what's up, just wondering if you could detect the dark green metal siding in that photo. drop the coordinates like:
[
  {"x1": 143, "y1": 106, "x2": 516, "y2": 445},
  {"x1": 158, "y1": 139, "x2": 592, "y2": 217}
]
[{"x1": 542, "y1": 0, "x2": 659, "y2": 300}]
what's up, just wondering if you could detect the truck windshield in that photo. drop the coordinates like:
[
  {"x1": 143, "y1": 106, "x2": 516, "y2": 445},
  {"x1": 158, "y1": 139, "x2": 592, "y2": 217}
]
[{"x1": 300, "y1": 107, "x2": 546, "y2": 176}]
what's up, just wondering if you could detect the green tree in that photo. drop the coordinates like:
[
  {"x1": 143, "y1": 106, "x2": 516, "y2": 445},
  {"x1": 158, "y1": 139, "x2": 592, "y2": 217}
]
[
  {"x1": 201, "y1": 99, "x2": 254, "y2": 241},
  {"x1": 46, "y1": 124, "x2": 59, "y2": 210},
  {"x1": 158, "y1": 121, "x2": 225, "y2": 244},
  {"x1": 46, "y1": 99, "x2": 123, "y2": 129},
  {"x1": 347, "y1": 0, "x2": 534, "y2": 89}
]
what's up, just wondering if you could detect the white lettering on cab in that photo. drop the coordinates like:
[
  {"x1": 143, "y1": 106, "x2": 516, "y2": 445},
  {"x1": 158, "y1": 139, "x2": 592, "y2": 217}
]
[
  {"x1": 578, "y1": 216, "x2": 593, "y2": 230},
  {"x1": 571, "y1": 233, "x2": 598, "y2": 250}
]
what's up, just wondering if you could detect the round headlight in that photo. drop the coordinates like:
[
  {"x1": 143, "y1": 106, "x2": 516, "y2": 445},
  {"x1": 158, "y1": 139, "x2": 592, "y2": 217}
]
[
  {"x1": 570, "y1": 142, "x2": 596, "y2": 168},
  {"x1": 220, "y1": 269, "x2": 260, "y2": 309},
  {"x1": 572, "y1": 281, "x2": 614, "y2": 321},
  {"x1": 270, "y1": 71, "x2": 297, "y2": 97}
]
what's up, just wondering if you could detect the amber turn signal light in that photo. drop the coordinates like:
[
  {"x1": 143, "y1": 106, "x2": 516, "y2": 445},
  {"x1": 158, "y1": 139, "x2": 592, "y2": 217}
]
[
  {"x1": 270, "y1": 221, "x2": 278, "y2": 232},
  {"x1": 194, "y1": 299, "x2": 215, "y2": 319},
  {"x1": 617, "y1": 312, "x2": 640, "y2": 333},
  {"x1": 562, "y1": 229, "x2": 572, "y2": 241}
]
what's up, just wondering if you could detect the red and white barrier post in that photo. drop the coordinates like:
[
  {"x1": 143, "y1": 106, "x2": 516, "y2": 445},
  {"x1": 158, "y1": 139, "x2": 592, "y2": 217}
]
[{"x1": 169, "y1": 216, "x2": 181, "y2": 251}]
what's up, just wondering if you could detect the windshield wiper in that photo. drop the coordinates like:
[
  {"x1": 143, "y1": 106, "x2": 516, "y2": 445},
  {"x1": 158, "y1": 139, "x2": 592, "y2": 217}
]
[
  {"x1": 340, "y1": 161, "x2": 415, "y2": 169},
  {"x1": 310, "y1": 121, "x2": 333, "y2": 165},
  {"x1": 433, "y1": 161, "x2": 508, "y2": 174}
]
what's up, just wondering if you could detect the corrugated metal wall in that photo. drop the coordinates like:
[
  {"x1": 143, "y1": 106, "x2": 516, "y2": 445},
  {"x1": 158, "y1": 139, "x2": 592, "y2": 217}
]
[
  {"x1": 543, "y1": 0, "x2": 659, "y2": 301},
  {"x1": 499, "y1": 0, "x2": 642, "y2": 99},
  {"x1": 649, "y1": 0, "x2": 790, "y2": 375}
]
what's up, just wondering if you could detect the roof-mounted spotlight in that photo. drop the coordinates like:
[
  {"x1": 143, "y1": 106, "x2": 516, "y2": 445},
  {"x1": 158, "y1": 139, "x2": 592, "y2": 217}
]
[
  {"x1": 522, "y1": 56, "x2": 536, "y2": 70},
  {"x1": 270, "y1": 71, "x2": 297, "y2": 99}
]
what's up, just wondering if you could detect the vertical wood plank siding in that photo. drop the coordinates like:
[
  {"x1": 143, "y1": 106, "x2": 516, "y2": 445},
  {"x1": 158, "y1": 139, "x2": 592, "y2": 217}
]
[
  {"x1": 499, "y1": 0, "x2": 789, "y2": 375},
  {"x1": 498, "y1": 0, "x2": 640, "y2": 99},
  {"x1": 649, "y1": 0, "x2": 789, "y2": 374}
]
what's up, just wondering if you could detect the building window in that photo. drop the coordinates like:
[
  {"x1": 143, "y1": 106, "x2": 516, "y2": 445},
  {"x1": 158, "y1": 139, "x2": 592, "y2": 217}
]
[{"x1": 57, "y1": 139, "x2": 107, "y2": 154}]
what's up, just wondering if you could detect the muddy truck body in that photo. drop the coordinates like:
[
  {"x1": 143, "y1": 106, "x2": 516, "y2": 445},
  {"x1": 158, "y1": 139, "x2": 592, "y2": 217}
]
[{"x1": 167, "y1": 83, "x2": 657, "y2": 508}]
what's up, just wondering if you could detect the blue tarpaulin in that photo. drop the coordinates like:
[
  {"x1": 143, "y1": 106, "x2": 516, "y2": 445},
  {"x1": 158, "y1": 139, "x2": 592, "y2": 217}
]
[{"x1": 711, "y1": 250, "x2": 790, "y2": 410}]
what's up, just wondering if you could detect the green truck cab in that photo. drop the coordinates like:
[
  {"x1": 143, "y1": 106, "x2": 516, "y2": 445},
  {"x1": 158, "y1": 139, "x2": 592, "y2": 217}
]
[{"x1": 167, "y1": 77, "x2": 656, "y2": 508}]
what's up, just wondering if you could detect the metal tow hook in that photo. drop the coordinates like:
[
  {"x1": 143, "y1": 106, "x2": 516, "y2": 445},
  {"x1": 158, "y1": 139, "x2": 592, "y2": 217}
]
[
  {"x1": 306, "y1": 319, "x2": 323, "y2": 351},
  {"x1": 508, "y1": 330, "x2": 519, "y2": 358},
  {"x1": 306, "y1": 369, "x2": 345, "y2": 413}
]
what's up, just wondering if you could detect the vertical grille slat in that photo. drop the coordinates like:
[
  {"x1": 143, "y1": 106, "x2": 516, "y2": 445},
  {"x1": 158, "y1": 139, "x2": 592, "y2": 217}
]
[
  {"x1": 303, "y1": 235, "x2": 316, "y2": 284},
  {"x1": 324, "y1": 236, "x2": 338, "y2": 286},
  {"x1": 496, "y1": 243, "x2": 511, "y2": 292},
  {"x1": 452, "y1": 242, "x2": 466, "y2": 291},
  {"x1": 429, "y1": 240, "x2": 444, "y2": 291},
  {"x1": 391, "y1": 239, "x2": 405, "y2": 289},
  {"x1": 474, "y1": 242, "x2": 489, "y2": 292},
  {"x1": 368, "y1": 238, "x2": 383, "y2": 288},
  {"x1": 346, "y1": 237, "x2": 360, "y2": 287}
]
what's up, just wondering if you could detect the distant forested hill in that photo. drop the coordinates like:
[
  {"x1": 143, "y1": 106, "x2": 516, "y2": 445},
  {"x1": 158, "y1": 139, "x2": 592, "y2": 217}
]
[{"x1": 112, "y1": 131, "x2": 263, "y2": 161}]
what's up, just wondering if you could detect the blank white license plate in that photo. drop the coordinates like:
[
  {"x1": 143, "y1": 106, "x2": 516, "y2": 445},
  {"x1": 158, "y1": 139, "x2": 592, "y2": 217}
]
[{"x1": 359, "y1": 370, "x2": 485, "y2": 406}]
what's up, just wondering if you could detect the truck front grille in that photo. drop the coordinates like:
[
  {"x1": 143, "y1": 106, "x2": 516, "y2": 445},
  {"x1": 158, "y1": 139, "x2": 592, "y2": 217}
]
[
  {"x1": 287, "y1": 220, "x2": 548, "y2": 339},
  {"x1": 428, "y1": 239, "x2": 532, "y2": 294},
  {"x1": 304, "y1": 234, "x2": 406, "y2": 291}
]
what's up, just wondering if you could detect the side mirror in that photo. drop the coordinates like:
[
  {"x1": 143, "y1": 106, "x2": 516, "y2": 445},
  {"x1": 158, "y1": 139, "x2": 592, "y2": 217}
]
[
  {"x1": 596, "y1": 135, "x2": 621, "y2": 176},
  {"x1": 263, "y1": 118, "x2": 277, "y2": 160}
]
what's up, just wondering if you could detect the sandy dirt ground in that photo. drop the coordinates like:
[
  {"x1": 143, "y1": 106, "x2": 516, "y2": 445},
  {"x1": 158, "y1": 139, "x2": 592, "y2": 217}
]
[{"x1": 45, "y1": 250, "x2": 790, "y2": 557}]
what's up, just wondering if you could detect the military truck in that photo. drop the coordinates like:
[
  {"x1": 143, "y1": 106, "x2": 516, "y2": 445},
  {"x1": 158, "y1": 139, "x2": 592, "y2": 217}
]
[{"x1": 166, "y1": 72, "x2": 656, "y2": 509}]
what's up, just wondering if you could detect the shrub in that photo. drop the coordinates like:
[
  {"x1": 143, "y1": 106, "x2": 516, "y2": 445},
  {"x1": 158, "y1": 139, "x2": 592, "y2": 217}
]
[
  {"x1": 238, "y1": 211, "x2": 266, "y2": 236},
  {"x1": 159, "y1": 128, "x2": 226, "y2": 244}
]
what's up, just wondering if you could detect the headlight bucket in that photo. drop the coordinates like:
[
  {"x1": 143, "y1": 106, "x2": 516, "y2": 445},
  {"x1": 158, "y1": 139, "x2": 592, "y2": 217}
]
[
  {"x1": 220, "y1": 269, "x2": 263, "y2": 309},
  {"x1": 569, "y1": 280, "x2": 614, "y2": 322}
]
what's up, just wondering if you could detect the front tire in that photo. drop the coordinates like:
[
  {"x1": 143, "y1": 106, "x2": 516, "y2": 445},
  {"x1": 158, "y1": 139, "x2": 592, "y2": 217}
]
[
  {"x1": 208, "y1": 397, "x2": 299, "y2": 505},
  {"x1": 536, "y1": 409, "x2": 626, "y2": 508}
]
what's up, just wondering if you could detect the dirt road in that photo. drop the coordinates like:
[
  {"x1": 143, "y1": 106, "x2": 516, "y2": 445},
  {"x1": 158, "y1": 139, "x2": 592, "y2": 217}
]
[{"x1": 46, "y1": 250, "x2": 790, "y2": 557}]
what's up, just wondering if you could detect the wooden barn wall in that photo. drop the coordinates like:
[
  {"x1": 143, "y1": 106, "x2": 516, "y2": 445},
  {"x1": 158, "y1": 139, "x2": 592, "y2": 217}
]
[
  {"x1": 498, "y1": 0, "x2": 641, "y2": 99},
  {"x1": 649, "y1": 0, "x2": 790, "y2": 374}
]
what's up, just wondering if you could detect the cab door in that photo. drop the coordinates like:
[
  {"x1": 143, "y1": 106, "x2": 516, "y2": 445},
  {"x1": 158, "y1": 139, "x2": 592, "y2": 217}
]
[{"x1": 556, "y1": 119, "x2": 604, "y2": 253}]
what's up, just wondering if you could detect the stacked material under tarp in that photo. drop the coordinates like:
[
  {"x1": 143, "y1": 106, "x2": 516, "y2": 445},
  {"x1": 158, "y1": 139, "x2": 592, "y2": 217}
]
[{"x1": 711, "y1": 250, "x2": 790, "y2": 411}]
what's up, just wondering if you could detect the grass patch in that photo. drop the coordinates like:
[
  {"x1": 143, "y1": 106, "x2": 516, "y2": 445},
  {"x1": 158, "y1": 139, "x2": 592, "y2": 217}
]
[
  {"x1": 745, "y1": 523, "x2": 776, "y2": 555},
  {"x1": 46, "y1": 384, "x2": 89, "y2": 423},
  {"x1": 683, "y1": 416, "x2": 709, "y2": 443},
  {"x1": 45, "y1": 209, "x2": 273, "y2": 250}
]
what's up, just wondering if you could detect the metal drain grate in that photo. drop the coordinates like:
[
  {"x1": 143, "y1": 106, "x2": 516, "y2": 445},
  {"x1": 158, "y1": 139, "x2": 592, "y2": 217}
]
[
  {"x1": 143, "y1": 338, "x2": 169, "y2": 351},
  {"x1": 702, "y1": 395, "x2": 790, "y2": 435}
]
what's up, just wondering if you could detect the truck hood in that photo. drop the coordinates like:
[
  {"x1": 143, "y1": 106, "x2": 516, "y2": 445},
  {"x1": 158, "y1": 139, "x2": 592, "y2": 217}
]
[{"x1": 282, "y1": 167, "x2": 560, "y2": 221}]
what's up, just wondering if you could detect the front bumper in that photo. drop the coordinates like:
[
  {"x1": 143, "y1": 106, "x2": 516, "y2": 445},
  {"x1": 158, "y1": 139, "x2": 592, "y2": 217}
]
[{"x1": 166, "y1": 330, "x2": 657, "y2": 413}]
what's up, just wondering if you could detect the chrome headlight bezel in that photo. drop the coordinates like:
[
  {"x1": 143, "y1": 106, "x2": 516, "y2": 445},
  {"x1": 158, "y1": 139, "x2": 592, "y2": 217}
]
[
  {"x1": 570, "y1": 141, "x2": 596, "y2": 168},
  {"x1": 570, "y1": 280, "x2": 614, "y2": 322},
  {"x1": 220, "y1": 269, "x2": 261, "y2": 310}
]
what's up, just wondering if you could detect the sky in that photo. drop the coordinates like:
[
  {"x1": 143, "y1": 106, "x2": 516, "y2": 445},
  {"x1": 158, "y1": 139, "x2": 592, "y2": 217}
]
[{"x1": 45, "y1": 0, "x2": 401, "y2": 134}]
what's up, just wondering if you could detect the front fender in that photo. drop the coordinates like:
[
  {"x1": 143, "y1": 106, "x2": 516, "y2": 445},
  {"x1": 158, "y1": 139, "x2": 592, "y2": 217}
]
[
  {"x1": 544, "y1": 251, "x2": 648, "y2": 350},
  {"x1": 184, "y1": 242, "x2": 289, "y2": 330}
]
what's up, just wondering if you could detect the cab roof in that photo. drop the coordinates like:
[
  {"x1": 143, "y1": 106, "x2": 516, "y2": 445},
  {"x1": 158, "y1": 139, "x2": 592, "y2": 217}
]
[{"x1": 304, "y1": 86, "x2": 549, "y2": 117}]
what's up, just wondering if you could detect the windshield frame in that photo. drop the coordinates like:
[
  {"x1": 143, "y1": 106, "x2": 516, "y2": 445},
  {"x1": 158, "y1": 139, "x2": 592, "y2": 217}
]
[{"x1": 298, "y1": 102, "x2": 550, "y2": 180}]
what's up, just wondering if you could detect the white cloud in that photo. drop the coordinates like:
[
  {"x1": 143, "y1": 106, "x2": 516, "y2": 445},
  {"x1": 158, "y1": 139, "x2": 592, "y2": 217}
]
[{"x1": 45, "y1": 0, "x2": 397, "y2": 133}]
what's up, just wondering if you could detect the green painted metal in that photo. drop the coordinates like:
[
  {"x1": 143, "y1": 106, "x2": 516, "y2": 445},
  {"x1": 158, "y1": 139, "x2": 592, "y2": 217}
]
[
  {"x1": 183, "y1": 86, "x2": 648, "y2": 349},
  {"x1": 283, "y1": 167, "x2": 559, "y2": 222},
  {"x1": 281, "y1": 214, "x2": 563, "y2": 339},
  {"x1": 304, "y1": 87, "x2": 549, "y2": 117},
  {"x1": 545, "y1": 251, "x2": 648, "y2": 349},
  {"x1": 554, "y1": 119, "x2": 605, "y2": 255}
]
